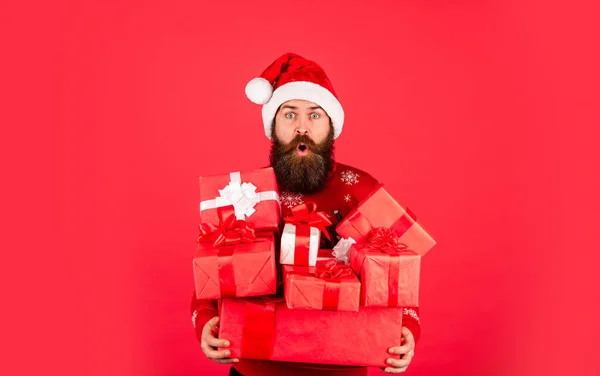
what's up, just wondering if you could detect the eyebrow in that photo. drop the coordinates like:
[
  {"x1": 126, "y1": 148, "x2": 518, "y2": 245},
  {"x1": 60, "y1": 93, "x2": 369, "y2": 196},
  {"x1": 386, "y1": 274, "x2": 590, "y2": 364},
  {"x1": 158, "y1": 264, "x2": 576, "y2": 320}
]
[{"x1": 281, "y1": 105, "x2": 324, "y2": 111}]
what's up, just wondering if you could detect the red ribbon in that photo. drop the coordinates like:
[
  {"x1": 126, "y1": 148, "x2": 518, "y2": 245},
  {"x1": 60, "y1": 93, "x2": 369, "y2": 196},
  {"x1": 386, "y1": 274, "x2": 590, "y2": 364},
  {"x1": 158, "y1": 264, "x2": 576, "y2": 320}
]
[
  {"x1": 198, "y1": 206, "x2": 257, "y2": 247},
  {"x1": 240, "y1": 297, "x2": 284, "y2": 359},
  {"x1": 348, "y1": 207, "x2": 417, "y2": 240},
  {"x1": 291, "y1": 259, "x2": 354, "y2": 311},
  {"x1": 285, "y1": 202, "x2": 333, "y2": 240},
  {"x1": 358, "y1": 228, "x2": 417, "y2": 307},
  {"x1": 314, "y1": 259, "x2": 354, "y2": 279},
  {"x1": 284, "y1": 202, "x2": 332, "y2": 265},
  {"x1": 197, "y1": 206, "x2": 258, "y2": 297},
  {"x1": 316, "y1": 259, "x2": 354, "y2": 311}
]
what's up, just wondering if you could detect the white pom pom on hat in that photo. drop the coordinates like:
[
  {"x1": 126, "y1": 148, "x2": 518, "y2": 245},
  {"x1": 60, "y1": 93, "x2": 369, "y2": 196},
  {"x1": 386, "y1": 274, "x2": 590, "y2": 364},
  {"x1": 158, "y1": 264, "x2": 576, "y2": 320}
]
[
  {"x1": 245, "y1": 77, "x2": 273, "y2": 105},
  {"x1": 245, "y1": 53, "x2": 345, "y2": 139}
]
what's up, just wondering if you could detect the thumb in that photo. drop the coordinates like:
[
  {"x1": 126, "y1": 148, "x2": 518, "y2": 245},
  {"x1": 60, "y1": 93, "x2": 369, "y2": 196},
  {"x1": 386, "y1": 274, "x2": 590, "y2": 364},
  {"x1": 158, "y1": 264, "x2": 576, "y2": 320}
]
[
  {"x1": 401, "y1": 326, "x2": 415, "y2": 343},
  {"x1": 203, "y1": 316, "x2": 220, "y2": 336}
]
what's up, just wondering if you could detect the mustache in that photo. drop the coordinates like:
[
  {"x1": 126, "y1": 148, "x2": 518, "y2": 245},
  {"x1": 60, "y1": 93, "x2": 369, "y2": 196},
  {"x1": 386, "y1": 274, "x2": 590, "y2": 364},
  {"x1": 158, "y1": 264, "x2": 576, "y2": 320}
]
[{"x1": 277, "y1": 134, "x2": 327, "y2": 155}]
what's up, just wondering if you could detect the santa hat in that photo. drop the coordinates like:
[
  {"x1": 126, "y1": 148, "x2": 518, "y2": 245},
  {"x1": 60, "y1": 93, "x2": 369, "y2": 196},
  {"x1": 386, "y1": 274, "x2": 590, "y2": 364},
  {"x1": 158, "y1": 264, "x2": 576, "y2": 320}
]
[{"x1": 245, "y1": 53, "x2": 344, "y2": 139}]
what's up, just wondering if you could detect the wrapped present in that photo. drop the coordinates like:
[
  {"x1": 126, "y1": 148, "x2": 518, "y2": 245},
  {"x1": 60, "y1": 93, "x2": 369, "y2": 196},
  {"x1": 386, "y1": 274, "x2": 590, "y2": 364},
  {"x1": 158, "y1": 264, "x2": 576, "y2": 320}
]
[
  {"x1": 350, "y1": 228, "x2": 421, "y2": 307},
  {"x1": 280, "y1": 202, "x2": 332, "y2": 266},
  {"x1": 199, "y1": 168, "x2": 281, "y2": 233},
  {"x1": 193, "y1": 207, "x2": 277, "y2": 300},
  {"x1": 218, "y1": 296, "x2": 403, "y2": 367},
  {"x1": 283, "y1": 259, "x2": 360, "y2": 312},
  {"x1": 336, "y1": 185, "x2": 436, "y2": 256}
]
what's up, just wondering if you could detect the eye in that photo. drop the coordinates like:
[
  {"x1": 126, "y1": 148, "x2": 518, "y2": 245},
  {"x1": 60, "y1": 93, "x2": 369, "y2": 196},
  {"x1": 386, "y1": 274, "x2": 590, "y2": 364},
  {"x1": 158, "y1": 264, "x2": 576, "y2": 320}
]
[
  {"x1": 310, "y1": 113, "x2": 320, "y2": 119},
  {"x1": 285, "y1": 112, "x2": 295, "y2": 119}
]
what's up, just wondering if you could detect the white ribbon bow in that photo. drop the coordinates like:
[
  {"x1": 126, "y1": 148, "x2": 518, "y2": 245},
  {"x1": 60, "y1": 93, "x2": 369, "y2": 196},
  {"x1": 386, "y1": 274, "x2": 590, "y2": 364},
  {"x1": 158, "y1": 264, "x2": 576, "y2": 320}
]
[
  {"x1": 216, "y1": 180, "x2": 260, "y2": 220},
  {"x1": 332, "y1": 237, "x2": 356, "y2": 265},
  {"x1": 199, "y1": 171, "x2": 281, "y2": 220}
]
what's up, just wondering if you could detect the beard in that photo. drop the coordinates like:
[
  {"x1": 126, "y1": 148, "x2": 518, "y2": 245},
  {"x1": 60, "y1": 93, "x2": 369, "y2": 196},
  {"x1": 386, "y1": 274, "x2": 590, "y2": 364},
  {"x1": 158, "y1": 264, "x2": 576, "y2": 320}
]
[{"x1": 269, "y1": 128, "x2": 335, "y2": 194}]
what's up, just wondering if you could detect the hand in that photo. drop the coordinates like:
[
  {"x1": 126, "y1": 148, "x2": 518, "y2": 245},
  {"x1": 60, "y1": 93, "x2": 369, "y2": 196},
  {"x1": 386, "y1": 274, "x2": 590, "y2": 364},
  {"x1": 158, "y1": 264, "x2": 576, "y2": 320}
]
[
  {"x1": 200, "y1": 316, "x2": 239, "y2": 364},
  {"x1": 384, "y1": 326, "x2": 415, "y2": 373}
]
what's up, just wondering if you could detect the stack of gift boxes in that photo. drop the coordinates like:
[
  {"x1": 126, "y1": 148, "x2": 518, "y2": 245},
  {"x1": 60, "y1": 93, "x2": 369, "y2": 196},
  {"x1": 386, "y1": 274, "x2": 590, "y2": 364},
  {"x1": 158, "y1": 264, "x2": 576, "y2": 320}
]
[{"x1": 193, "y1": 167, "x2": 435, "y2": 367}]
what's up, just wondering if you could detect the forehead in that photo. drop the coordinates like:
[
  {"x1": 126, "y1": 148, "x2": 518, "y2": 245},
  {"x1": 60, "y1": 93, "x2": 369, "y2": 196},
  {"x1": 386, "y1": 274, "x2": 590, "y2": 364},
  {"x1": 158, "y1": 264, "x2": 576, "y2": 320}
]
[{"x1": 279, "y1": 99, "x2": 322, "y2": 110}]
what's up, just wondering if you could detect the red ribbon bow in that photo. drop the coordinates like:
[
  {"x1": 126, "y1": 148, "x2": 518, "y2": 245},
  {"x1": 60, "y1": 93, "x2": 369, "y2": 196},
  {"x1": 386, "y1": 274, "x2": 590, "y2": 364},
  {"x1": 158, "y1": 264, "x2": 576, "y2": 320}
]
[
  {"x1": 358, "y1": 227, "x2": 417, "y2": 307},
  {"x1": 289, "y1": 259, "x2": 354, "y2": 311},
  {"x1": 361, "y1": 227, "x2": 409, "y2": 254},
  {"x1": 196, "y1": 206, "x2": 259, "y2": 298},
  {"x1": 197, "y1": 206, "x2": 257, "y2": 247},
  {"x1": 285, "y1": 202, "x2": 332, "y2": 241},
  {"x1": 314, "y1": 259, "x2": 354, "y2": 279}
]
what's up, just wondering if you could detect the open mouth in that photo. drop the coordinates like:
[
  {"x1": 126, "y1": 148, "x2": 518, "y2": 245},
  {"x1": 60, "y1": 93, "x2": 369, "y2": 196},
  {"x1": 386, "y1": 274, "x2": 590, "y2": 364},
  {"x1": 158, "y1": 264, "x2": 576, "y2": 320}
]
[{"x1": 296, "y1": 142, "x2": 309, "y2": 156}]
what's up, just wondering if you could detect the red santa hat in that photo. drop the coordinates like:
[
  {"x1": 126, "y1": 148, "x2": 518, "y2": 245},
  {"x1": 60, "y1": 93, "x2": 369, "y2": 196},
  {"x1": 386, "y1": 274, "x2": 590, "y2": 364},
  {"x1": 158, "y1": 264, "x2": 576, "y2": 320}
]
[{"x1": 245, "y1": 53, "x2": 344, "y2": 139}]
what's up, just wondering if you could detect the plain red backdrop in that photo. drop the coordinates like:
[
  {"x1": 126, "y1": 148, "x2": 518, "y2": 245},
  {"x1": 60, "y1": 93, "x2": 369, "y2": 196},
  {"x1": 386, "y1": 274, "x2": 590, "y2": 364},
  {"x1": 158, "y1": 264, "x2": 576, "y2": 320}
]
[{"x1": 1, "y1": 0, "x2": 598, "y2": 375}]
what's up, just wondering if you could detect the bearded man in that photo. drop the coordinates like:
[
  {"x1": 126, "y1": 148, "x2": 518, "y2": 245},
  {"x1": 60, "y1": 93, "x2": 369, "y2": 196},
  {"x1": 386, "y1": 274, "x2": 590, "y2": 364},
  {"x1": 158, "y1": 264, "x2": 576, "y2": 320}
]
[{"x1": 192, "y1": 53, "x2": 421, "y2": 375}]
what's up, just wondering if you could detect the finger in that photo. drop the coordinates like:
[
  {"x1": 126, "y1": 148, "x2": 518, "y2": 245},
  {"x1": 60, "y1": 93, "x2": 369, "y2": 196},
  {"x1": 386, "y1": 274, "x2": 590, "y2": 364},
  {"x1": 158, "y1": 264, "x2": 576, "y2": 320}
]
[
  {"x1": 205, "y1": 335, "x2": 230, "y2": 349},
  {"x1": 213, "y1": 357, "x2": 240, "y2": 364},
  {"x1": 402, "y1": 349, "x2": 415, "y2": 361},
  {"x1": 385, "y1": 365, "x2": 408, "y2": 374},
  {"x1": 203, "y1": 346, "x2": 234, "y2": 360},
  {"x1": 401, "y1": 327, "x2": 415, "y2": 344},
  {"x1": 388, "y1": 345, "x2": 412, "y2": 355},
  {"x1": 386, "y1": 357, "x2": 411, "y2": 369},
  {"x1": 202, "y1": 316, "x2": 219, "y2": 336}
]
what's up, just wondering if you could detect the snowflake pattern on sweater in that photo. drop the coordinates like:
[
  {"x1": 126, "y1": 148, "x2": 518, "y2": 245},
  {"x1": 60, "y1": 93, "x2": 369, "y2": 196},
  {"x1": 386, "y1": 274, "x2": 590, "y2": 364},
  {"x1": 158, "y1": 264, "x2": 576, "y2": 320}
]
[
  {"x1": 280, "y1": 191, "x2": 304, "y2": 209},
  {"x1": 340, "y1": 170, "x2": 360, "y2": 185}
]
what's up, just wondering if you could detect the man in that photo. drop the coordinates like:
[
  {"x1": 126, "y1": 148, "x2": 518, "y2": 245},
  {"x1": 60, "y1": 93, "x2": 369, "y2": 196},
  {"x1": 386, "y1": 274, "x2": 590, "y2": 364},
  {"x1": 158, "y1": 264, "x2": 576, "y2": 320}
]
[{"x1": 191, "y1": 53, "x2": 421, "y2": 375}]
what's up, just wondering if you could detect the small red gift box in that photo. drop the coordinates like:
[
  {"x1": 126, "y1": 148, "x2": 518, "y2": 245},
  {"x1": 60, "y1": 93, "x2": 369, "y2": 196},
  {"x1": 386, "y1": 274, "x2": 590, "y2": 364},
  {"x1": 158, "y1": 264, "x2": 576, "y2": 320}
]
[
  {"x1": 199, "y1": 167, "x2": 281, "y2": 233},
  {"x1": 336, "y1": 185, "x2": 436, "y2": 256},
  {"x1": 283, "y1": 259, "x2": 360, "y2": 312},
  {"x1": 193, "y1": 209, "x2": 277, "y2": 300},
  {"x1": 218, "y1": 296, "x2": 403, "y2": 367},
  {"x1": 350, "y1": 228, "x2": 421, "y2": 307},
  {"x1": 280, "y1": 202, "x2": 332, "y2": 266}
]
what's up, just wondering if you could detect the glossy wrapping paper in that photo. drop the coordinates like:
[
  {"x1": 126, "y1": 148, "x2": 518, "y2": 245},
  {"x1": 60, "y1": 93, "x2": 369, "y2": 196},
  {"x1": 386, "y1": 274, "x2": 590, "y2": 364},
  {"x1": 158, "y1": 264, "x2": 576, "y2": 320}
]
[
  {"x1": 198, "y1": 167, "x2": 281, "y2": 233},
  {"x1": 279, "y1": 223, "x2": 321, "y2": 266},
  {"x1": 336, "y1": 186, "x2": 436, "y2": 256},
  {"x1": 350, "y1": 241, "x2": 421, "y2": 307},
  {"x1": 283, "y1": 260, "x2": 360, "y2": 312},
  {"x1": 193, "y1": 232, "x2": 277, "y2": 300},
  {"x1": 280, "y1": 202, "x2": 332, "y2": 266},
  {"x1": 218, "y1": 296, "x2": 403, "y2": 367}
]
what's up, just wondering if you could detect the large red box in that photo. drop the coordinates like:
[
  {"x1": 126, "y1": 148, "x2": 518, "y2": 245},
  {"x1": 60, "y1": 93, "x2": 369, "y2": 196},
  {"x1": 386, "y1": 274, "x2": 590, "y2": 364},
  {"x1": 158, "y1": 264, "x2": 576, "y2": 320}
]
[
  {"x1": 193, "y1": 232, "x2": 277, "y2": 300},
  {"x1": 218, "y1": 296, "x2": 403, "y2": 367},
  {"x1": 199, "y1": 168, "x2": 281, "y2": 233},
  {"x1": 336, "y1": 186, "x2": 436, "y2": 256},
  {"x1": 283, "y1": 260, "x2": 360, "y2": 312}
]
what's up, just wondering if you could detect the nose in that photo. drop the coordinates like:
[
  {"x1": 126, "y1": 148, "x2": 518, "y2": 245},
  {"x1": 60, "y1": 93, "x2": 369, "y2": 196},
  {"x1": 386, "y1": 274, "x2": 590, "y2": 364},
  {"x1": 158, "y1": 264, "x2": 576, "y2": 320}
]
[{"x1": 296, "y1": 118, "x2": 310, "y2": 136}]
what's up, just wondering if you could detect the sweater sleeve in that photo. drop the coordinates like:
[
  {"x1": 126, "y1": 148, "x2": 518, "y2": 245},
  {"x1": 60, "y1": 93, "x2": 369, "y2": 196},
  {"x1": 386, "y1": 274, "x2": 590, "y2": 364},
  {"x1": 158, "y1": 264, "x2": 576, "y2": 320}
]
[
  {"x1": 402, "y1": 306, "x2": 421, "y2": 344},
  {"x1": 190, "y1": 291, "x2": 219, "y2": 341}
]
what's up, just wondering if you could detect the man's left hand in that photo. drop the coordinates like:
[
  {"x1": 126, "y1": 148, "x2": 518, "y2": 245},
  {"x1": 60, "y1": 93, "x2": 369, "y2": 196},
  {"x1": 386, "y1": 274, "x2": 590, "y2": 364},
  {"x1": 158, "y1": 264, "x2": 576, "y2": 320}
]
[{"x1": 385, "y1": 326, "x2": 415, "y2": 373}]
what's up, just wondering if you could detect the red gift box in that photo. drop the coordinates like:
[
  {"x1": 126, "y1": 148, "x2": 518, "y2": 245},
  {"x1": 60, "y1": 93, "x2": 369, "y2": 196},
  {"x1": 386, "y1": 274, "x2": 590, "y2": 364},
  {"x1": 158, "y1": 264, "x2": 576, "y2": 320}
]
[
  {"x1": 193, "y1": 210, "x2": 277, "y2": 300},
  {"x1": 336, "y1": 185, "x2": 436, "y2": 256},
  {"x1": 218, "y1": 296, "x2": 403, "y2": 367},
  {"x1": 280, "y1": 202, "x2": 332, "y2": 266},
  {"x1": 283, "y1": 259, "x2": 360, "y2": 312},
  {"x1": 350, "y1": 228, "x2": 421, "y2": 307},
  {"x1": 199, "y1": 167, "x2": 281, "y2": 233}
]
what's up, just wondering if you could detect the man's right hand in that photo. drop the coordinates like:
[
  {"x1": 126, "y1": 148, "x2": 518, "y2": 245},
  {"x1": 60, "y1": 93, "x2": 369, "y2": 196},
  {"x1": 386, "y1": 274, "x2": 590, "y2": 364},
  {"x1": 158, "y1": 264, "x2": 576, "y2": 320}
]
[{"x1": 201, "y1": 316, "x2": 239, "y2": 364}]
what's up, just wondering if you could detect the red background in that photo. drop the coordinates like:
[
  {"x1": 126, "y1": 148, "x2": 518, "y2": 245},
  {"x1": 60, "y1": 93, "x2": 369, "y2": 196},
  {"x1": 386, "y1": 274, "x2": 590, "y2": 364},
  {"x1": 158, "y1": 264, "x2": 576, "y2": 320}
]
[{"x1": 2, "y1": 1, "x2": 598, "y2": 375}]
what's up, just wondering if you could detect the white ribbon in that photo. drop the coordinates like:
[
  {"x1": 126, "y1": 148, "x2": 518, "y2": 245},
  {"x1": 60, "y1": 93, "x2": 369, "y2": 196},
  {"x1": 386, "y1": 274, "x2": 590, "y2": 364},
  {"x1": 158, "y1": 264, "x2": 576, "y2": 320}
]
[
  {"x1": 332, "y1": 237, "x2": 356, "y2": 265},
  {"x1": 199, "y1": 171, "x2": 280, "y2": 220}
]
